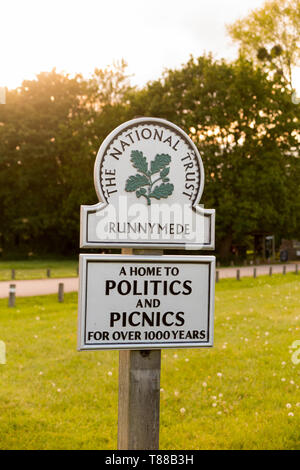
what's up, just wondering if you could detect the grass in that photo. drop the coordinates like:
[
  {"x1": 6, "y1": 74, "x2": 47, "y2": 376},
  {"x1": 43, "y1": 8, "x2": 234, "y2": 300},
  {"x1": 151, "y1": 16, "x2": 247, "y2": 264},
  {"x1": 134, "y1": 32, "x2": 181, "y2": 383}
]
[
  {"x1": 0, "y1": 273, "x2": 299, "y2": 449},
  {"x1": 0, "y1": 259, "x2": 78, "y2": 281}
]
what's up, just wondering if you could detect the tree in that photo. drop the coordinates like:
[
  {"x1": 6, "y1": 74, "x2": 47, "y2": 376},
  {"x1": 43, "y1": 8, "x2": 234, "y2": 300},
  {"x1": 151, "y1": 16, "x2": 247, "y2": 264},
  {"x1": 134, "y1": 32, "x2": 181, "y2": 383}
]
[
  {"x1": 227, "y1": 0, "x2": 300, "y2": 89},
  {"x1": 0, "y1": 64, "x2": 134, "y2": 256},
  {"x1": 127, "y1": 55, "x2": 300, "y2": 258}
]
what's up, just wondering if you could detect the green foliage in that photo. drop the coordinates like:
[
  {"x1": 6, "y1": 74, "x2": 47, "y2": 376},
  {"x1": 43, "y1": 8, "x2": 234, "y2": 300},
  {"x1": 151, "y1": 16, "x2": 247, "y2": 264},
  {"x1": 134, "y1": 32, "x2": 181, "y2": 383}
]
[
  {"x1": 0, "y1": 65, "x2": 133, "y2": 256},
  {"x1": 227, "y1": 0, "x2": 300, "y2": 88},
  {"x1": 0, "y1": 55, "x2": 299, "y2": 257},
  {"x1": 130, "y1": 150, "x2": 149, "y2": 174},
  {"x1": 150, "y1": 153, "x2": 171, "y2": 174},
  {"x1": 125, "y1": 150, "x2": 174, "y2": 205},
  {"x1": 125, "y1": 173, "x2": 149, "y2": 191},
  {"x1": 149, "y1": 183, "x2": 174, "y2": 200},
  {"x1": 127, "y1": 55, "x2": 300, "y2": 257}
]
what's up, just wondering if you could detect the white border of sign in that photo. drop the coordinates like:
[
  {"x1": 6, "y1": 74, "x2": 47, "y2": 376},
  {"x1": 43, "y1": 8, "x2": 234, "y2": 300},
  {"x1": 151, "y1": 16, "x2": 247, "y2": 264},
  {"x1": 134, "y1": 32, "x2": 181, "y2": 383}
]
[
  {"x1": 80, "y1": 117, "x2": 215, "y2": 250},
  {"x1": 78, "y1": 254, "x2": 215, "y2": 351}
]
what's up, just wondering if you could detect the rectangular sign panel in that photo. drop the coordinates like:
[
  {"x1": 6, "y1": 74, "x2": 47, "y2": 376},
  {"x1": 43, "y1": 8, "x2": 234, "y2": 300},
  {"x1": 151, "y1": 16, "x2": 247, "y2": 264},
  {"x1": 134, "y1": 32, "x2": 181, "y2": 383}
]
[{"x1": 78, "y1": 254, "x2": 215, "y2": 350}]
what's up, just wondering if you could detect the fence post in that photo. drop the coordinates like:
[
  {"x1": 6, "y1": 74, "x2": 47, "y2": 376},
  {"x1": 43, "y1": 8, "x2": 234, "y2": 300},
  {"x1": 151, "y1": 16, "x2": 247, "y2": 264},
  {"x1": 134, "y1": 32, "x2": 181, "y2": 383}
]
[
  {"x1": 253, "y1": 268, "x2": 256, "y2": 279},
  {"x1": 58, "y1": 283, "x2": 64, "y2": 302},
  {"x1": 11, "y1": 269, "x2": 15, "y2": 280},
  {"x1": 296, "y1": 264, "x2": 298, "y2": 275},
  {"x1": 283, "y1": 265, "x2": 286, "y2": 275},
  {"x1": 269, "y1": 266, "x2": 272, "y2": 276},
  {"x1": 216, "y1": 270, "x2": 219, "y2": 283},
  {"x1": 236, "y1": 269, "x2": 240, "y2": 281},
  {"x1": 8, "y1": 284, "x2": 16, "y2": 307},
  {"x1": 47, "y1": 268, "x2": 51, "y2": 278}
]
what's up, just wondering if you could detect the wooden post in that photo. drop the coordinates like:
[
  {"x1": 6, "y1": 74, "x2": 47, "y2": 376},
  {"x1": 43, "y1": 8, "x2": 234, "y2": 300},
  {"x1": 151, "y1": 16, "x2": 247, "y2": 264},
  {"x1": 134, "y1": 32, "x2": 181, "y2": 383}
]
[
  {"x1": 216, "y1": 270, "x2": 219, "y2": 283},
  {"x1": 118, "y1": 349, "x2": 161, "y2": 450},
  {"x1": 47, "y1": 268, "x2": 51, "y2": 278},
  {"x1": 8, "y1": 284, "x2": 16, "y2": 307},
  {"x1": 253, "y1": 267, "x2": 256, "y2": 279},
  {"x1": 296, "y1": 264, "x2": 298, "y2": 275},
  {"x1": 58, "y1": 282, "x2": 64, "y2": 302},
  {"x1": 118, "y1": 248, "x2": 162, "y2": 450},
  {"x1": 236, "y1": 269, "x2": 240, "y2": 281},
  {"x1": 283, "y1": 265, "x2": 286, "y2": 275},
  {"x1": 11, "y1": 269, "x2": 15, "y2": 280},
  {"x1": 269, "y1": 266, "x2": 272, "y2": 276}
]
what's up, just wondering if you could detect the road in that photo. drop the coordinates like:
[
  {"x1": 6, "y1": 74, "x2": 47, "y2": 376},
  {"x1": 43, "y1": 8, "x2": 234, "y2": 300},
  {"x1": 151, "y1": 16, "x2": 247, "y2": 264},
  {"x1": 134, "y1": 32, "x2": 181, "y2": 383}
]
[
  {"x1": 0, "y1": 277, "x2": 79, "y2": 299},
  {"x1": 0, "y1": 263, "x2": 298, "y2": 298}
]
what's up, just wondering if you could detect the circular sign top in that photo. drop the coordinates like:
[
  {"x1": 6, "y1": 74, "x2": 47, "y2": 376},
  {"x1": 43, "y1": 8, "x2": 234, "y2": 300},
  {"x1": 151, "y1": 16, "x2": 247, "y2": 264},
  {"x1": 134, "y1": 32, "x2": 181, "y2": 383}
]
[{"x1": 94, "y1": 117, "x2": 204, "y2": 207}]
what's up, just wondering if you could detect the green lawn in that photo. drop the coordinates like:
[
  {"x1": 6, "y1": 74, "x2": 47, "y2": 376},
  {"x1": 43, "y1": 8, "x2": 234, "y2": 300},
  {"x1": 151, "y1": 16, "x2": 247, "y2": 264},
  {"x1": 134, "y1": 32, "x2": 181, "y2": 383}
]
[
  {"x1": 0, "y1": 259, "x2": 78, "y2": 281},
  {"x1": 0, "y1": 273, "x2": 299, "y2": 449}
]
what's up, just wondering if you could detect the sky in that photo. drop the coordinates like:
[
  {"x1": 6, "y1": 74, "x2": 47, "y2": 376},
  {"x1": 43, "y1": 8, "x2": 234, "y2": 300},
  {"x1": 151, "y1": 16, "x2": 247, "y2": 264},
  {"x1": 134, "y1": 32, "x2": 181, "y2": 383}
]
[{"x1": 1, "y1": 0, "x2": 298, "y2": 91}]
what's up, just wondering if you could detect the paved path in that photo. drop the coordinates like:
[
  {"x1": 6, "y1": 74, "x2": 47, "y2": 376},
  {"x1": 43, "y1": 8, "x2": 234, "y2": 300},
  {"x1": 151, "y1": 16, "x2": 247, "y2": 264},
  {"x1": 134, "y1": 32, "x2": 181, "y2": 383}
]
[
  {"x1": 216, "y1": 263, "x2": 299, "y2": 279},
  {"x1": 0, "y1": 277, "x2": 79, "y2": 299},
  {"x1": 0, "y1": 263, "x2": 298, "y2": 298}
]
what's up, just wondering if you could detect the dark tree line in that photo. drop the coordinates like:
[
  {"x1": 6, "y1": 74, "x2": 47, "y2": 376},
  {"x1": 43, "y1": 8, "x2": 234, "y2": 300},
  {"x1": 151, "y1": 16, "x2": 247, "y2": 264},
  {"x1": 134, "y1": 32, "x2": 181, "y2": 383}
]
[{"x1": 0, "y1": 56, "x2": 299, "y2": 259}]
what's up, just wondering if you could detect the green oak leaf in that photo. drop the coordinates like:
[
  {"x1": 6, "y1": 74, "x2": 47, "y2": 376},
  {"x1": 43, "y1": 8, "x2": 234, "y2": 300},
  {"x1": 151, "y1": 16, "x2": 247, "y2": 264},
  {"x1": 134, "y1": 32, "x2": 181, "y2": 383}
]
[
  {"x1": 125, "y1": 174, "x2": 149, "y2": 192},
  {"x1": 149, "y1": 182, "x2": 174, "y2": 200},
  {"x1": 150, "y1": 154, "x2": 171, "y2": 174},
  {"x1": 136, "y1": 187, "x2": 147, "y2": 198},
  {"x1": 130, "y1": 150, "x2": 148, "y2": 174},
  {"x1": 160, "y1": 166, "x2": 170, "y2": 178}
]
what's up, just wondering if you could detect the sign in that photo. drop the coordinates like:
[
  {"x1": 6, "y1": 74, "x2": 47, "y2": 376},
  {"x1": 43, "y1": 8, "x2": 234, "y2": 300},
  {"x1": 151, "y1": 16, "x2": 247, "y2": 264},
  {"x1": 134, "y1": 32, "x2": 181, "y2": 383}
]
[
  {"x1": 80, "y1": 117, "x2": 215, "y2": 250},
  {"x1": 78, "y1": 254, "x2": 215, "y2": 350}
]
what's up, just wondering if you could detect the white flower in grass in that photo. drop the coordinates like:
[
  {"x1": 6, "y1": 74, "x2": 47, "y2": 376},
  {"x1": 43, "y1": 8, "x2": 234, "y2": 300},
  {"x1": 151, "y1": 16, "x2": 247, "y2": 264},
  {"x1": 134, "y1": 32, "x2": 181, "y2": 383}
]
[
  {"x1": 296, "y1": 403, "x2": 300, "y2": 407},
  {"x1": 180, "y1": 408, "x2": 186, "y2": 414},
  {"x1": 160, "y1": 388, "x2": 164, "y2": 393},
  {"x1": 281, "y1": 361, "x2": 286, "y2": 366},
  {"x1": 281, "y1": 378, "x2": 286, "y2": 382},
  {"x1": 290, "y1": 380, "x2": 295, "y2": 385},
  {"x1": 35, "y1": 316, "x2": 40, "y2": 321},
  {"x1": 107, "y1": 371, "x2": 112, "y2": 376},
  {"x1": 219, "y1": 393, "x2": 223, "y2": 398},
  {"x1": 265, "y1": 332, "x2": 269, "y2": 336},
  {"x1": 202, "y1": 382, "x2": 207, "y2": 388},
  {"x1": 185, "y1": 358, "x2": 189, "y2": 362},
  {"x1": 286, "y1": 403, "x2": 292, "y2": 408},
  {"x1": 173, "y1": 353, "x2": 178, "y2": 359},
  {"x1": 217, "y1": 372, "x2": 222, "y2": 377},
  {"x1": 212, "y1": 403, "x2": 217, "y2": 407},
  {"x1": 57, "y1": 388, "x2": 61, "y2": 393},
  {"x1": 288, "y1": 412, "x2": 294, "y2": 417},
  {"x1": 174, "y1": 390, "x2": 179, "y2": 397},
  {"x1": 217, "y1": 411, "x2": 222, "y2": 415}
]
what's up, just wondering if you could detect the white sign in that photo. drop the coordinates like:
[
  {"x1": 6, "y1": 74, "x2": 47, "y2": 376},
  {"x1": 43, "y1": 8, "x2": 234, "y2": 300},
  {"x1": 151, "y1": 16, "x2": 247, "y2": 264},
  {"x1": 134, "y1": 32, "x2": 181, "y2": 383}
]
[
  {"x1": 80, "y1": 117, "x2": 215, "y2": 250},
  {"x1": 78, "y1": 254, "x2": 215, "y2": 350}
]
